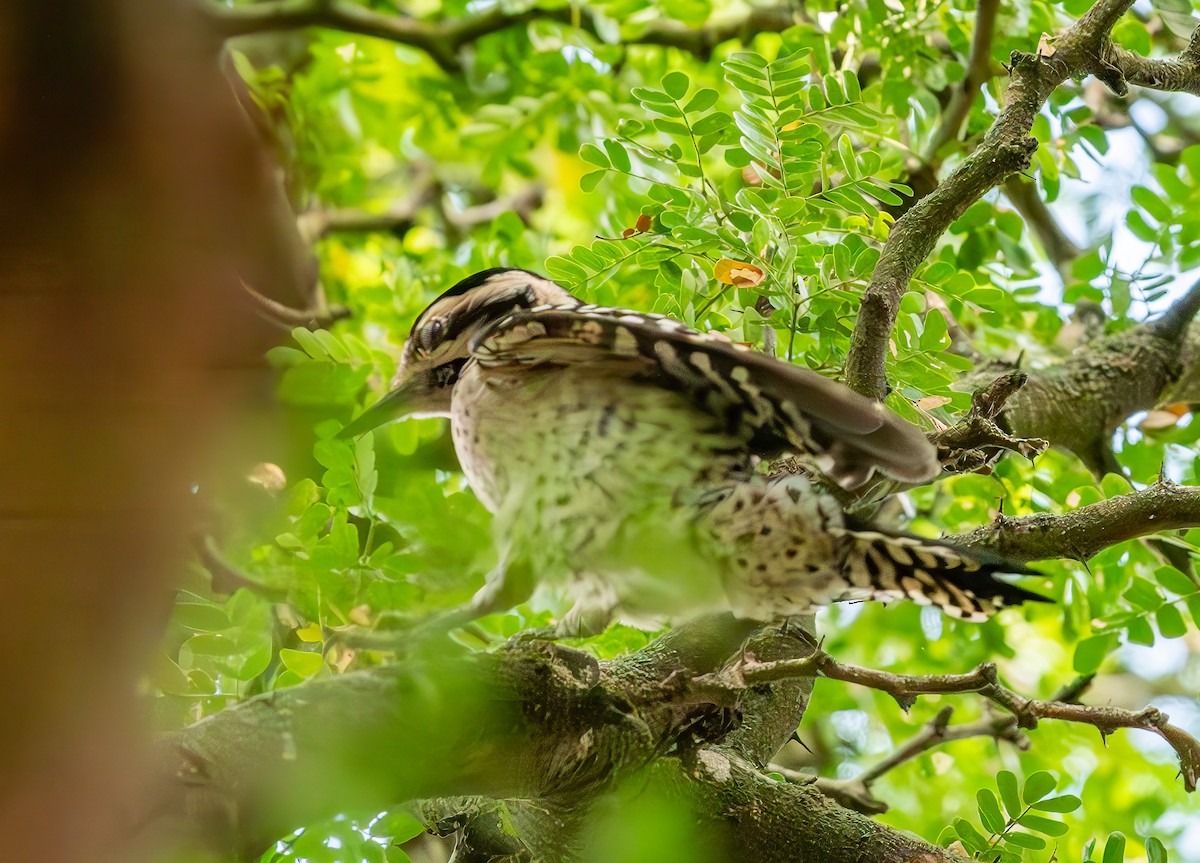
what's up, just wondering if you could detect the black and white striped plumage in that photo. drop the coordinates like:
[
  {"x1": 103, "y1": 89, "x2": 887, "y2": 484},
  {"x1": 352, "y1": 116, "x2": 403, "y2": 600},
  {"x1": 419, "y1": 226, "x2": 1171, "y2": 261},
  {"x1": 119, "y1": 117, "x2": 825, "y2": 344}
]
[{"x1": 342, "y1": 268, "x2": 1045, "y2": 624}]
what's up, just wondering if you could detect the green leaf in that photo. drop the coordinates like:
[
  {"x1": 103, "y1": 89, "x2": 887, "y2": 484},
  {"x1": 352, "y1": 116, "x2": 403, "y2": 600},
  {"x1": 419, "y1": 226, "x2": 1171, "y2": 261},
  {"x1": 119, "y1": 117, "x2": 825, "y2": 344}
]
[
  {"x1": 1125, "y1": 576, "x2": 1164, "y2": 611},
  {"x1": 1103, "y1": 832, "x2": 1127, "y2": 863},
  {"x1": 1022, "y1": 770, "x2": 1057, "y2": 804},
  {"x1": 663, "y1": 71, "x2": 690, "y2": 100},
  {"x1": 1017, "y1": 814, "x2": 1069, "y2": 836},
  {"x1": 580, "y1": 170, "x2": 606, "y2": 193},
  {"x1": 1031, "y1": 794, "x2": 1081, "y2": 813},
  {"x1": 580, "y1": 143, "x2": 610, "y2": 168},
  {"x1": 952, "y1": 818, "x2": 988, "y2": 853},
  {"x1": 1127, "y1": 210, "x2": 1159, "y2": 242},
  {"x1": 292, "y1": 326, "x2": 327, "y2": 359},
  {"x1": 1132, "y1": 185, "x2": 1172, "y2": 221},
  {"x1": 371, "y1": 811, "x2": 425, "y2": 843},
  {"x1": 279, "y1": 647, "x2": 325, "y2": 678},
  {"x1": 631, "y1": 86, "x2": 673, "y2": 104},
  {"x1": 837, "y1": 135, "x2": 857, "y2": 180},
  {"x1": 1157, "y1": 603, "x2": 1188, "y2": 638},
  {"x1": 1073, "y1": 632, "x2": 1117, "y2": 674},
  {"x1": 684, "y1": 88, "x2": 719, "y2": 113},
  {"x1": 976, "y1": 789, "x2": 1005, "y2": 834},
  {"x1": 1145, "y1": 836, "x2": 1168, "y2": 863},
  {"x1": 1188, "y1": 593, "x2": 1200, "y2": 627},
  {"x1": 603, "y1": 139, "x2": 632, "y2": 173},
  {"x1": 996, "y1": 771, "x2": 1022, "y2": 817},
  {"x1": 1126, "y1": 615, "x2": 1155, "y2": 646},
  {"x1": 692, "y1": 112, "x2": 731, "y2": 135},
  {"x1": 1153, "y1": 566, "x2": 1198, "y2": 596},
  {"x1": 1152, "y1": 0, "x2": 1200, "y2": 38},
  {"x1": 183, "y1": 633, "x2": 242, "y2": 657},
  {"x1": 173, "y1": 602, "x2": 232, "y2": 633},
  {"x1": 1003, "y1": 832, "x2": 1046, "y2": 850}
]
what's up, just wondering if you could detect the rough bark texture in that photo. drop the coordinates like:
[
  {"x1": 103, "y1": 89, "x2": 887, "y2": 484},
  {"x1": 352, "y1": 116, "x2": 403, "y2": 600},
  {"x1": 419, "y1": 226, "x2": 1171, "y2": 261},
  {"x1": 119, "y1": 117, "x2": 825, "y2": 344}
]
[
  {"x1": 145, "y1": 616, "x2": 959, "y2": 863},
  {"x1": 965, "y1": 279, "x2": 1200, "y2": 475},
  {"x1": 951, "y1": 481, "x2": 1200, "y2": 563}
]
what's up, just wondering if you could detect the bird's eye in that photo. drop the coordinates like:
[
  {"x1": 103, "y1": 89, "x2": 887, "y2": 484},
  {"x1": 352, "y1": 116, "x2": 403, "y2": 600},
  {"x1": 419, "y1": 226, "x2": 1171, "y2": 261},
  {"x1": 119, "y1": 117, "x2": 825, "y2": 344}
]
[{"x1": 420, "y1": 319, "x2": 446, "y2": 352}]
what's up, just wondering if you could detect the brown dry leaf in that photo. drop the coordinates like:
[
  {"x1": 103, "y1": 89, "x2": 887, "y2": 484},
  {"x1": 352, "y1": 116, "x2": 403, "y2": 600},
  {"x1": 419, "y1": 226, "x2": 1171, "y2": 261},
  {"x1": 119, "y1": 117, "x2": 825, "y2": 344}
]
[
  {"x1": 1037, "y1": 32, "x2": 1056, "y2": 56},
  {"x1": 916, "y1": 395, "x2": 952, "y2": 411},
  {"x1": 623, "y1": 213, "x2": 655, "y2": 239},
  {"x1": 714, "y1": 258, "x2": 766, "y2": 287},
  {"x1": 1141, "y1": 404, "x2": 1190, "y2": 430}
]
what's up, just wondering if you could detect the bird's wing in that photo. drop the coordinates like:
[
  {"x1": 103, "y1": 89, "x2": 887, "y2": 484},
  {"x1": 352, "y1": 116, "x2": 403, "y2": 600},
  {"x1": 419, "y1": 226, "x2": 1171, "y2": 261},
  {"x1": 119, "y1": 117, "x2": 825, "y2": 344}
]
[{"x1": 469, "y1": 304, "x2": 940, "y2": 487}]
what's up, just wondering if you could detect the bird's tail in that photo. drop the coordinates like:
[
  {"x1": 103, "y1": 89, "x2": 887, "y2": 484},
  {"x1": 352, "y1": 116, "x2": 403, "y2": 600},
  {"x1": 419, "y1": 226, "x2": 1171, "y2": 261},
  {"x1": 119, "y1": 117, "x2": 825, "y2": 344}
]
[{"x1": 836, "y1": 524, "x2": 1048, "y2": 622}]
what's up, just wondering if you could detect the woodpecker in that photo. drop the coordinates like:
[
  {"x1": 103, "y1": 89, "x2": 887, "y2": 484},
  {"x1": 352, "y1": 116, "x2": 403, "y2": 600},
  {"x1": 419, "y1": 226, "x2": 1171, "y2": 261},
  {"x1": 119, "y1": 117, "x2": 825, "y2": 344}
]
[{"x1": 341, "y1": 267, "x2": 1045, "y2": 628}]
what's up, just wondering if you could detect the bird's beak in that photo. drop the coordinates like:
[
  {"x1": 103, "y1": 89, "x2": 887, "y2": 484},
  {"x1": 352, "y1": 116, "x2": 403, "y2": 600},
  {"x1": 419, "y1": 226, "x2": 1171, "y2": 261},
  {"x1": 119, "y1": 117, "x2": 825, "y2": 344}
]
[{"x1": 337, "y1": 381, "x2": 420, "y2": 439}]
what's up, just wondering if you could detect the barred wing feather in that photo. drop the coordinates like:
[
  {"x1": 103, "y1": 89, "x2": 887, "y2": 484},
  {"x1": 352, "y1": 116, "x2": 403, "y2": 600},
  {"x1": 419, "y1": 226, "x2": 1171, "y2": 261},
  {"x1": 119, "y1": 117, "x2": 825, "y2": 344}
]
[{"x1": 470, "y1": 305, "x2": 941, "y2": 487}]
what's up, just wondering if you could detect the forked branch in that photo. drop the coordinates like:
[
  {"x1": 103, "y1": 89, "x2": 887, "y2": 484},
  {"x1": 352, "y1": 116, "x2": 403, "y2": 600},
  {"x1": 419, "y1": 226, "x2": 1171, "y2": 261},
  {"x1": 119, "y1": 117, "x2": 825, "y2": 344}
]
[
  {"x1": 693, "y1": 648, "x2": 1200, "y2": 791},
  {"x1": 845, "y1": 0, "x2": 1200, "y2": 399},
  {"x1": 772, "y1": 706, "x2": 1029, "y2": 814}
]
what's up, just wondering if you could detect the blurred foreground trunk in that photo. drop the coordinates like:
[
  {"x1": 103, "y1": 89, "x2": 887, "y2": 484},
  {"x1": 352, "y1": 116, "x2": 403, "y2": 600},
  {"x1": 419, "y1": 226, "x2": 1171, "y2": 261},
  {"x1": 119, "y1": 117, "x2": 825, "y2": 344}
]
[{"x1": 0, "y1": 3, "x2": 306, "y2": 860}]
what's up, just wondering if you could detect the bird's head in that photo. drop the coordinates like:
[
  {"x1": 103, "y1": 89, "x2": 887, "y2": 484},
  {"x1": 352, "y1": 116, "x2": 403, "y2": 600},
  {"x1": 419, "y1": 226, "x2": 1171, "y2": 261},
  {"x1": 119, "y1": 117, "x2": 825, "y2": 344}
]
[{"x1": 339, "y1": 268, "x2": 576, "y2": 437}]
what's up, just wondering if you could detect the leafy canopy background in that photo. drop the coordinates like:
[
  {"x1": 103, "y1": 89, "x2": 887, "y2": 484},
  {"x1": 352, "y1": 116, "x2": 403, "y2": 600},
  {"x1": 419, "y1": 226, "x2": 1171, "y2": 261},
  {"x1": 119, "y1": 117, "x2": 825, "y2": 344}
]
[{"x1": 164, "y1": 0, "x2": 1200, "y2": 860}]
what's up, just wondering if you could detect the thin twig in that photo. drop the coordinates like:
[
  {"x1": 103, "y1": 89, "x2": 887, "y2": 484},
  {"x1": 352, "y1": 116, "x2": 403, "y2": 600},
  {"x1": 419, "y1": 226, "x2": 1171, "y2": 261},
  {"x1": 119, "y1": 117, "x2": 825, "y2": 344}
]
[
  {"x1": 693, "y1": 647, "x2": 1200, "y2": 791},
  {"x1": 241, "y1": 279, "x2": 351, "y2": 329},
  {"x1": 771, "y1": 706, "x2": 1030, "y2": 814},
  {"x1": 297, "y1": 183, "x2": 544, "y2": 243}
]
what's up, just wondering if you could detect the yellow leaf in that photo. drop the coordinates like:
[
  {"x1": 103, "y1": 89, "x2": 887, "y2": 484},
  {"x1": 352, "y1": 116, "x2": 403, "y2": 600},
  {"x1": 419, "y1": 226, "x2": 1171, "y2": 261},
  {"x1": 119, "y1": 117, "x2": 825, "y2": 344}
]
[
  {"x1": 296, "y1": 622, "x2": 324, "y2": 643},
  {"x1": 714, "y1": 258, "x2": 766, "y2": 287}
]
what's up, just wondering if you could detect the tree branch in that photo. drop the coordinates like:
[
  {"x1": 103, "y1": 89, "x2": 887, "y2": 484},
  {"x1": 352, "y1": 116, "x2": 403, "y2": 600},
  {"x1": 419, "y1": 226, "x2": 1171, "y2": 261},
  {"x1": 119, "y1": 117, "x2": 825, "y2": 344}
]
[
  {"x1": 1002, "y1": 176, "x2": 1082, "y2": 284},
  {"x1": 297, "y1": 183, "x2": 544, "y2": 243},
  {"x1": 845, "y1": 0, "x2": 1170, "y2": 399},
  {"x1": 203, "y1": 1, "x2": 798, "y2": 72},
  {"x1": 923, "y1": 0, "x2": 1002, "y2": 161},
  {"x1": 989, "y1": 277, "x2": 1200, "y2": 475},
  {"x1": 772, "y1": 707, "x2": 1030, "y2": 815},
  {"x1": 137, "y1": 617, "x2": 969, "y2": 863},
  {"x1": 949, "y1": 478, "x2": 1200, "y2": 564},
  {"x1": 694, "y1": 646, "x2": 1200, "y2": 791},
  {"x1": 241, "y1": 278, "x2": 351, "y2": 329},
  {"x1": 932, "y1": 370, "x2": 1049, "y2": 472},
  {"x1": 1097, "y1": 24, "x2": 1200, "y2": 97}
]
